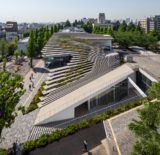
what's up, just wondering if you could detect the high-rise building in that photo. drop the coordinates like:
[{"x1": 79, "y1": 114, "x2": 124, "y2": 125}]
[
  {"x1": 138, "y1": 15, "x2": 160, "y2": 33},
  {"x1": 126, "y1": 18, "x2": 130, "y2": 24},
  {"x1": 135, "y1": 19, "x2": 138, "y2": 24}
]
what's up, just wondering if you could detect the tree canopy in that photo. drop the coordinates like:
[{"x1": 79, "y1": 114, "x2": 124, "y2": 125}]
[
  {"x1": 114, "y1": 20, "x2": 120, "y2": 31},
  {"x1": 0, "y1": 39, "x2": 8, "y2": 58},
  {"x1": 65, "y1": 20, "x2": 71, "y2": 27},
  {"x1": 0, "y1": 71, "x2": 26, "y2": 138},
  {"x1": 25, "y1": 29, "x2": 37, "y2": 67}
]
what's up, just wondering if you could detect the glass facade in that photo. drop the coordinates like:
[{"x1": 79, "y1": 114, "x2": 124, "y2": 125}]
[
  {"x1": 136, "y1": 71, "x2": 152, "y2": 93},
  {"x1": 44, "y1": 56, "x2": 71, "y2": 68},
  {"x1": 89, "y1": 79, "x2": 128, "y2": 109}
]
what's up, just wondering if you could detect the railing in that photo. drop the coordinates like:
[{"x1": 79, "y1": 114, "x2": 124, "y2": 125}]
[
  {"x1": 28, "y1": 95, "x2": 142, "y2": 140},
  {"x1": 37, "y1": 70, "x2": 133, "y2": 124}
]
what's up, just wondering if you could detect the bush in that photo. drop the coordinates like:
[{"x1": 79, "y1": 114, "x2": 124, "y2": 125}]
[
  {"x1": 18, "y1": 106, "x2": 26, "y2": 115},
  {"x1": 106, "y1": 109, "x2": 114, "y2": 116},
  {"x1": 0, "y1": 148, "x2": 8, "y2": 155},
  {"x1": 79, "y1": 120, "x2": 89, "y2": 129},
  {"x1": 22, "y1": 140, "x2": 35, "y2": 152},
  {"x1": 36, "y1": 134, "x2": 50, "y2": 147},
  {"x1": 26, "y1": 104, "x2": 38, "y2": 113},
  {"x1": 51, "y1": 130, "x2": 61, "y2": 140}
]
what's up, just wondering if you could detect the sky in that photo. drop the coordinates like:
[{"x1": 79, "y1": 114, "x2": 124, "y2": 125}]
[{"x1": 0, "y1": 0, "x2": 160, "y2": 23}]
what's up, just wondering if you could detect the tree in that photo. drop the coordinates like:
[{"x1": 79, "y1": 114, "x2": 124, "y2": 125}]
[
  {"x1": 0, "y1": 39, "x2": 8, "y2": 59},
  {"x1": 118, "y1": 24, "x2": 126, "y2": 32},
  {"x1": 14, "y1": 51, "x2": 19, "y2": 60},
  {"x1": 65, "y1": 20, "x2": 71, "y2": 27},
  {"x1": 128, "y1": 101, "x2": 160, "y2": 155},
  {"x1": 114, "y1": 20, "x2": 120, "y2": 31},
  {"x1": 0, "y1": 71, "x2": 26, "y2": 138},
  {"x1": 130, "y1": 28, "x2": 135, "y2": 32},
  {"x1": 54, "y1": 25, "x2": 57, "y2": 33},
  {"x1": 57, "y1": 24, "x2": 60, "y2": 32},
  {"x1": 7, "y1": 42, "x2": 17, "y2": 55},
  {"x1": 35, "y1": 28, "x2": 39, "y2": 42},
  {"x1": 114, "y1": 32, "x2": 133, "y2": 48},
  {"x1": 25, "y1": 29, "x2": 37, "y2": 67},
  {"x1": 107, "y1": 27, "x2": 114, "y2": 38},
  {"x1": 129, "y1": 22, "x2": 135, "y2": 29},
  {"x1": 37, "y1": 28, "x2": 44, "y2": 57},
  {"x1": 126, "y1": 25, "x2": 131, "y2": 32},
  {"x1": 103, "y1": 27, "x2": 108, "y2": 34},
  {"x1": 20, "y1": 48, "x2": 23, "y2": 57},
  {"x1": 100, "y1": 27, "x2": 103, "y2": 33},
  {"x1": 150, "y1": 29, "x2": 159, "y2": 39},
  {"x1": 135, "y1": 22, "x2": 143, "y2": 33},
  {"x1": 2, "y1": 58, "x2": 6, "y2": 71},
  {"x1": 122, "y1": 20, "x2": 127, "y2": 30},
  {"x1": 43, "y1": 25, "x2": 50, "y2": 45},
  {"x1": 60, "y1": 25, "x2": 64, "y2": 30},
  {"x1": 50, "y1": 25, "x2": 54, "y2": 36},
  {"x1": 147, "y1": 79, "x2": 160, "y2": 100}
]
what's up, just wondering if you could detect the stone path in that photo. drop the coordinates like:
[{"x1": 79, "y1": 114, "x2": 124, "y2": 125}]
[{"x1": 0, "y1": 59, "x2": 49, "y2": 154}]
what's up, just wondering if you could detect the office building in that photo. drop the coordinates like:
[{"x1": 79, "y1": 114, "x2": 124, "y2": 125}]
[
  {"x1": 138, "y1": 15, "x2": 160, "y2": 33},
  {"x1": 6, "y1": 32, "x2": 18, "y2": 43}
]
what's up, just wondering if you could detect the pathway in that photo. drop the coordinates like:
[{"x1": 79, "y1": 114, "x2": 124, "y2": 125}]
[
  {"x1": 0, "y1": 59, "x2": 49, "y2": 153},
  {"x1": 30, "y1": 122, "x2": 106, "y2": 155}
]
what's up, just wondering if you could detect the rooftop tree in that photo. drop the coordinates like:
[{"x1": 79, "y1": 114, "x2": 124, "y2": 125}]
[
  {"x1": 44, "y1": 25, "x2": 50, "y2": 45},
  {"x1": 25, "y1": 29, "x2": 37, "y2": 67},
  {"x1": 0, "y1": 71, "x2": 26, "y2": 139}
]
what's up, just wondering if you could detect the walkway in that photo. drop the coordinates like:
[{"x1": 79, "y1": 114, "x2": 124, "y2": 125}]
[
  {"x1": 30, "y1": 122, "x2": 106, "y2": 155},
  {"x1": 0, "y1": 59, "x2": 49, "y2": 152}
]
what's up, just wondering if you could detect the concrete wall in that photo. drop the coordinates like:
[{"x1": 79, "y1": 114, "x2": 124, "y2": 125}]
[{"x1": 17, "y1": 42, "x2": 28, "y2": 54}]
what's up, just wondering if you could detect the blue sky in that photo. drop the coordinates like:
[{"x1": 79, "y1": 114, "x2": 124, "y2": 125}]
[{"x1": 0, "y1": 0, "x2": 160, "y2": 23}]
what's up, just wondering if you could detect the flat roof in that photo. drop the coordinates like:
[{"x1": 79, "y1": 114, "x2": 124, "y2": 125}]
[{"x1": 18, "y1": 37, "x2": 29, "y2": 43}]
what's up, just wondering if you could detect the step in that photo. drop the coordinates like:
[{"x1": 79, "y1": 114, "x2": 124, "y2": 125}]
[
  {"x1": 101, "y1": 138, "x2": 112, "y2": 155},
  {"x1": 49, "y1": 66, "x2": 69, "y2": 73},
  {"x1": 46, "y1": 76, "x2": 64, "y2": 85},
  {"x1": 42, "y1": 88, "x2": 56, "y2": 96},
  {"x1": 47, "y1": 73, "x2": 64, "y2": 80}
]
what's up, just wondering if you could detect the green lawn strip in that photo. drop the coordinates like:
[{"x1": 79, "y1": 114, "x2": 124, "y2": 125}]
[{"x1": 22, "y1": 96, "x2": 154, "y2": 154}]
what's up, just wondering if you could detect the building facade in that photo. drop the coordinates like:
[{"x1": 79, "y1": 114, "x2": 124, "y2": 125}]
[
  {"x1": 5, "y1": 21, "x2": 18, "y2": 32},
  {"x1": 92, "y1": 13, "x2": 114, "y2": 30},
  {"x1": 138, "y1": 15, "x2": 160, "y2": 33},
  {"x1": 0, "y1": 31, "x2": 6, "y2": 40},
  {"x1": 6, "y1": 32, "x2": 18, "y2": 43}
]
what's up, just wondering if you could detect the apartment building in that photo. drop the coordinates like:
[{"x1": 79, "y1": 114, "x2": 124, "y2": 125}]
[{"x1": 138, "y1": 15, "x2": 160, "y2": 33}]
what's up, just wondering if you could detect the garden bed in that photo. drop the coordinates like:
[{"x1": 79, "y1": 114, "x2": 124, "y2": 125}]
[
  {"x1": 25, "y1": 82, "x2": 46, "y2": 114},
  {"x1": 22, "y1": 95, "x2": 154, "y2": 154}
]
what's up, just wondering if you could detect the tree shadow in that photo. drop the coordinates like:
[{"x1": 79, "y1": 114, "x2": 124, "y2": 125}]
[{"x1": 34, "y1": 67, "x2": 50, "y2": 73}]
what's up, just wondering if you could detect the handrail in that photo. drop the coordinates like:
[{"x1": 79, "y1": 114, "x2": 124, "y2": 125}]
[{"x1": 37, "y1": 70, "x2": 133, "y2": 123}]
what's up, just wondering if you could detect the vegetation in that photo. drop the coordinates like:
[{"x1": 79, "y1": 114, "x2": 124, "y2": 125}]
[
  {"x1": 0, "y1": 39, "x2": 8, "y2": 59},
  {"x1": 7, "y1": 41, "x2": 17, "y2": 55},
  {"x1": 26, "y1": 82, "x2": 46, "y2": 114},
  {"x1": 65, "y1": 20, "x2": 71, "y2": 27},
  {"x1": 22, "y1": 96, "x2": 154, "y2": 154},
  {"x1": 120, "y1": 57, "x2": 127, "y2": 65},
  {"x1": 25, "y1": 29, "x2": 37, "y2": 67},
  {"x1": 23, "y1": 32, "x2": 30, "y2": 38},
  {"x1": 0, "y1": 148, "x2": 8, "y2": 155},
  {"x1": 14, "y1": 50, "x2": 19, "y2": 60},
  {"x1": 0, "y1": 72, "x2": 26, "y2": 139},
  {"x1": 2, "y1": 58, "x2": 7, "y2": 71},
  {"x1": 20, "y1": 48, "x2": 23, "y2": 57}
]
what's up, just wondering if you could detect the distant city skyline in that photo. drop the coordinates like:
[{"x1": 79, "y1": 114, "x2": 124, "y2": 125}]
[{"x1": 0, "y1": 0, "x2": 160, "y2": 23}]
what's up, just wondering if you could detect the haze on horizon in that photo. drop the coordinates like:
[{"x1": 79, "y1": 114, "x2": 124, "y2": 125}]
[{"x1": 0, "y1": 0, "x2": 160, "y2": 23}]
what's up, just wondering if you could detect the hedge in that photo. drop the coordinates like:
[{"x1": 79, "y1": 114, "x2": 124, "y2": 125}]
[
  {"x1": 0, "y1": 148, "x2": 8, "y2": 155},
  {"x1": 22, "y1": 95, "x2": 154, "y2": 154}
]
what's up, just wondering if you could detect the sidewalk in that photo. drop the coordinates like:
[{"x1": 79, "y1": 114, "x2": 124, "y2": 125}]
[
  {"x1": 0, "y1": 59, "x2": 49, "y2": 152},
  {"x1": 30, "y1": 122, "x2": 106, "y2": 155}
]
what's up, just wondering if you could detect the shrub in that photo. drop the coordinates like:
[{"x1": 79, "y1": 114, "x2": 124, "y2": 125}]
[
  {"x1": 106, "y1": 109, "x2": 114, "y2": 116},
  {"x1": 79, "y1": 120, "x2": 89, "y2": 129},
  {"x1": 51, "y1": 130, "x2": 61, "y2": 140},
  {"x1": 116, "y1": 107, "x2": 124, "y2": 113},
  {"x1": 90, "y1": 116, "x2": 101, "y2": 124},
  {"x1": 64, "y1": 124, "x2": 79, "y2": 135},
  {"x1": 36, "y1": 134, "x2": 50, "y2": 147},
  {"x1": 18, "y1": 106, "x2": 26, "y2": 115},
  {"x1": 22, "y1": 140, "x2": 35, "y2": 152},
  {"x1": 0, "y1": 148, "x2": 8, "y2": 155},
  {"x1": 26, "y1": 104, "x2": 38, "y2": 113}
]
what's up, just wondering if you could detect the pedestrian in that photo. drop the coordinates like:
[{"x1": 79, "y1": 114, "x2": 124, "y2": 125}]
[
  {"x1": 29, "y1": 84, "x2": 31, "y2": 90},
  {"x1": 31, "y1": 73, "x2": 33, "y2": 78},
  {"x1": 12, "y1": 143, "x2": 16, "y2": 155},
  {"x1": 32, "y1": 81, "x2": 34, "y2": 88},
  {"x1": 30, "y1": 76, "x2": 32, "y2": 82},
  {"x1": 83, "y1": 140, "x2": 88, "y2": 152}
]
